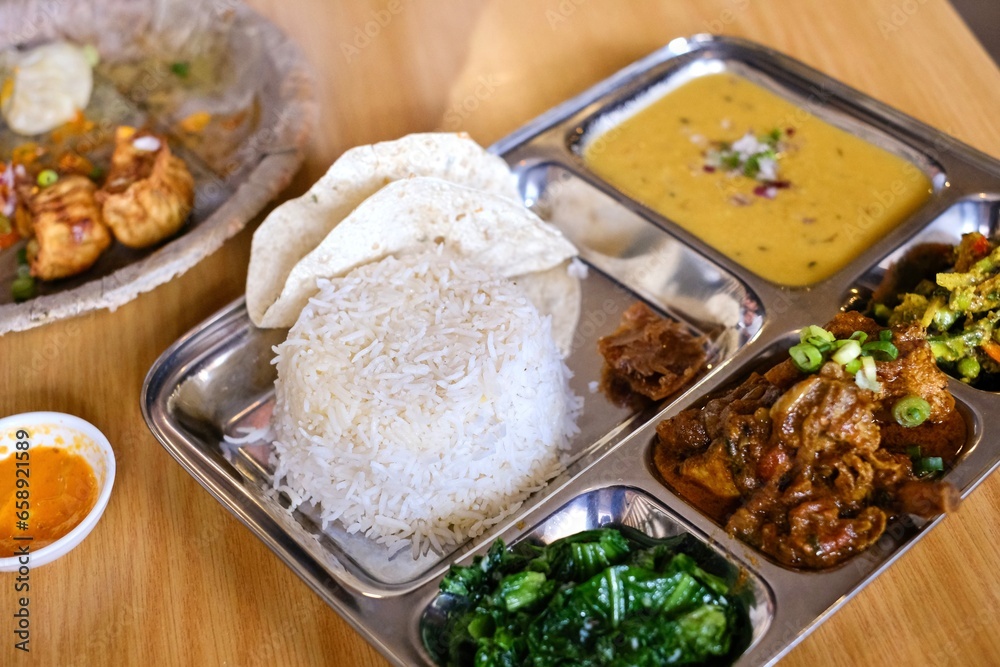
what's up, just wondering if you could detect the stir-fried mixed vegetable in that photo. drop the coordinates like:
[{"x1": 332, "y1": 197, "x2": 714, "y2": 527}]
[
  {"x1": 428, "y1": 528, "x2": 748, "y2": 666},
  {"x1": 873, "y1": 232, "x2": 1000, "y2": 385}
]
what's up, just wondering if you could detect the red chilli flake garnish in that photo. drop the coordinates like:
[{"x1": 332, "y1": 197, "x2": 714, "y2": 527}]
[
  {"x1": 703, "y1": 165, "x2": 716, "y2": 173},
  {"x1": 753, "y1": 180, "x2": 791, "y2": 198},
  {"x1": 786, "y1": 127, "x2": 796, "y2": 137}
]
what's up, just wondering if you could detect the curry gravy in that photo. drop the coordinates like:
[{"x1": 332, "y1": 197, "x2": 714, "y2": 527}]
[
  {"x1": 583, "y1": 73, "x2": 932, "y2": 286},
  {"x1": 0, "y1": 446, "x2": 98, "y2": 556}
]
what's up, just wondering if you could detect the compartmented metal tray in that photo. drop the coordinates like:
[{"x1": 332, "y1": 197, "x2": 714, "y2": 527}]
[{"x1": 142, "y1": 35, "x2": 1000, "y2": 666}]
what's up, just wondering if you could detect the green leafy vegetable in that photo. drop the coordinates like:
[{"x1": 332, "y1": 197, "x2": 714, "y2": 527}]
[
  {"x1": 495, "y1": 571, "x2": 551, "y2": 612},
  {"x1": 440, "y1": 539, "x2": 524, "y2": 599},
  {"x1": 431, "y1": 529, "x2": 747, "y2": 666},
  {"x1": 528, "y1": 528, "x2": 631, "y2": 582}
]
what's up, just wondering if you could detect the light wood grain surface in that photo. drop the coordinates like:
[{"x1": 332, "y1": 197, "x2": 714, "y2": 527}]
[{"x1": 3, "y1": 1, "x2": 1000, "y2": 665}]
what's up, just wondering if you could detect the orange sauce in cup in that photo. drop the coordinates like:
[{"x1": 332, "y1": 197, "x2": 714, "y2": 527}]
[{"x1": 0, "y1": 447, "x2": 99, "y2": 557}]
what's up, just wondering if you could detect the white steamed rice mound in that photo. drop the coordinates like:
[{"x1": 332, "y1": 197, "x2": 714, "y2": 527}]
[{"x1": 270, "y1": 248, "x2": 582, "y2": 556}]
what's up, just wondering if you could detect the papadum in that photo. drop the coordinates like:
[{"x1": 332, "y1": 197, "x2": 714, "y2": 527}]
[
  {"x1": 246, "y1": 132, "x2": 518, "y2": 325},
  {"x1": 257, "y1": 176, "x2": 578, "y2": 331}
]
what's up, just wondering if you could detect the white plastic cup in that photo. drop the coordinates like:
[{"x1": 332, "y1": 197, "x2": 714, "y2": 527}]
[{"x1": 0, "y1": 412, "x2": 116, "y2": 570}]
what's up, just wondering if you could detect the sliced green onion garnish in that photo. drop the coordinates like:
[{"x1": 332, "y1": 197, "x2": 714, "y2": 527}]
[
  {"x1": 170, "y1": 61, "x2": 190, "y2": 78},
  {"x1": 15, "y1": 247, "x2": 28, "y2": 266},
  {"x1": 907, "y1": 445, "x2": 944, "y2": 476},
  {"x1": 36, "y1": 169, "x2": 58, "y2": 188},
  {"x1": 789, "y1": 325, "x2": 899, "y2": 389},
  {"x1": 15, "y1": 264, "x2": 30, "y2": 279},
  {"x1": 790, "y1": 343, "x2": 824, "y2": 373},
  {"x1": 832, "y1": 339, "x2": 862, "y2": 365},
  {"x1": 922, "y1": 456, "x2": 944, "y2": 471},
  {"x1": 893, "y1": 395, "x2": 931, "y2": 428},
  {"x1": 800, "y1": 325, "x2": 835, "y2": 346},
  {"x1": 861, "y1": 339, "x2": 899, "y2": 361},
  {"x1": 915, "y1": 456, "x2": 944, "y2": 476},
  {"x1": 856, "y1": 355, "x2": 881, "y2": 392},
  {"x1": 11, "y1": 275, "x2": 35, "y2": 302}
]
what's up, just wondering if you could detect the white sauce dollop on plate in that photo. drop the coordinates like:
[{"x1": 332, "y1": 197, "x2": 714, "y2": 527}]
[{"x1": 2, "y1": 41, "x2": 94, "y2": 136}]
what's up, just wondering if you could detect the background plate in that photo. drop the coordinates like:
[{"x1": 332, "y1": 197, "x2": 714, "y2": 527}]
[{"x1": 0, "y1": 0, "x2": 315, "y2": 334}]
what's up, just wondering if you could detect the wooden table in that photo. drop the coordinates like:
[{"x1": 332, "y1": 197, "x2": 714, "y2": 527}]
[{"x1": 5, "y1": 1, "x2": 1000, "y2": 665}]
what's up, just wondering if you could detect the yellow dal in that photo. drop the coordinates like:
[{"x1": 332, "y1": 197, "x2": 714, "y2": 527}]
[{"x1": 583, "y1": 73, "x2": 932, "y2": 286}]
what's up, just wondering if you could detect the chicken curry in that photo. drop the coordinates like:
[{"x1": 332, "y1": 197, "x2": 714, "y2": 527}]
[{"x1": 653, "y1": 312, "x2": 965, "y2": 569}]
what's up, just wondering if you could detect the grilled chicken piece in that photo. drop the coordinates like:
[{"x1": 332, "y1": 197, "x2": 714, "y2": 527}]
[
  {"x1": 25, "y1": 175, "x2": 111, "y2": 280},
  {"x1": 97, "y1": 127, "x2": 194, "y2": 248}
]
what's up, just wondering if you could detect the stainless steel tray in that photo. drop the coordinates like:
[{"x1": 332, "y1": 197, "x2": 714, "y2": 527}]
[{"x1": 141, "y1": 35, "x2": 1000, "y2": 666}]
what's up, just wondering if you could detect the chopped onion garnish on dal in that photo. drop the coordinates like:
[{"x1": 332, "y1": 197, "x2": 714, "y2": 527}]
[{"x1": 704, "y1": 127, "x2": 791, "y2": 197}]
